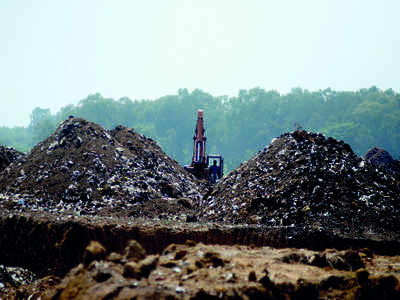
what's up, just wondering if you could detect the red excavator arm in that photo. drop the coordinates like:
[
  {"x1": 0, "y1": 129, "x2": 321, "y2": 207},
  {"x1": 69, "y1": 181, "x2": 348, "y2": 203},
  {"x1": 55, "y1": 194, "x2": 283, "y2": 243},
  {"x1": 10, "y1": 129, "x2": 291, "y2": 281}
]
[{"x1": 192, "y1": 109, "x2": 207, "y2": 165}]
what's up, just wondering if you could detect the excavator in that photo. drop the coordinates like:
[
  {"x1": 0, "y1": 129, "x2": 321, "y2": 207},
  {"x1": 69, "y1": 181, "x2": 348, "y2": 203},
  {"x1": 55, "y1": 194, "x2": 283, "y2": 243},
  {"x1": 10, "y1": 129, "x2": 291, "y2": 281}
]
[{"x1": 184, "y1": 109, "x2": 224, "y2": 183}]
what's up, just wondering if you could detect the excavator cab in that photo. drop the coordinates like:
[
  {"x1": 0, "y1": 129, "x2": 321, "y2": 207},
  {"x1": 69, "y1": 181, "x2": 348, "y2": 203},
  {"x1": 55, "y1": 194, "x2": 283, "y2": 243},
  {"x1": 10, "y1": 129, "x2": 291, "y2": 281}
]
[{"x1": 184, "y1": 110, "x2": 224, "y2": 183}]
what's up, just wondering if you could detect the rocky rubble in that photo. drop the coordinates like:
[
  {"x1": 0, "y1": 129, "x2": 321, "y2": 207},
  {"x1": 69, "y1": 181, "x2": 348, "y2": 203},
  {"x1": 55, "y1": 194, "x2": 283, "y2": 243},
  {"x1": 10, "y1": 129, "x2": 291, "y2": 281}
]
[
  {"x1": 40, "y1": 240, "x2": 400, "y2": 300},
  {"x1": 204, "y1": 130, "x2": 400, "y2": 239},
  {"x1": 0, "y1": 264, "x2": 50, "y2": 299},
  {"x1": 365, "y1": 147, "x2": 400, "y2": 178},
  {"x1": 0, "y1": 145, "x2": 25, "y2": 173},
  {"x1": 0, "y1": 264, "x2": 36, "y2": 289},
  {"x1": 0, "y1": 275, "x2": 60, "y2": 300},
  {"x1": 0, "y1": 117, "x2": 203, "y2": 218}
]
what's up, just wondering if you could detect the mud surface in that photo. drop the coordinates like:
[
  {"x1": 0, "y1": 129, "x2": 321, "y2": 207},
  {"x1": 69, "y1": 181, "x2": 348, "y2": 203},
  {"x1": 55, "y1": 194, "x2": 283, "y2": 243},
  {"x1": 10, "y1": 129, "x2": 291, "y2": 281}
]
[{"x1": 1, "y1": 119, "x2": 400, "y2": 299}]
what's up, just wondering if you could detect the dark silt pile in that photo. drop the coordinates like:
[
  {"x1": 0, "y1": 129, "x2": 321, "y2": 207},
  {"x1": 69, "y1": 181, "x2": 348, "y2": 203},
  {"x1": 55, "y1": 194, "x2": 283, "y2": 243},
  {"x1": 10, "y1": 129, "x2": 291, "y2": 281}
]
[
  {"x1": 0, "y1": 117, "x2": 203, "y2": 217},
  {"x1": 204, "y1": 130, "x2": 400, "y2": 239}
]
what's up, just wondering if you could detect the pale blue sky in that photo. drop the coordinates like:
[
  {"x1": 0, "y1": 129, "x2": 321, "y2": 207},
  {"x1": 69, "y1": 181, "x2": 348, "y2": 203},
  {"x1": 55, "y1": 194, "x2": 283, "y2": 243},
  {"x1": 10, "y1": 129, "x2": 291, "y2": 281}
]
[{"x1": 1, "y1": 0, "x2": 399, "y2": 126}]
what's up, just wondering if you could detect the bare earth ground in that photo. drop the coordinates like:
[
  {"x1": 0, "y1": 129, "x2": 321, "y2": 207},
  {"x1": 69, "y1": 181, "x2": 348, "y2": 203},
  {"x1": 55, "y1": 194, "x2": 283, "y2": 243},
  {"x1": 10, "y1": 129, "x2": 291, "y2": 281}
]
[{"x1": 3, "y1": 237, "x2": 400, "y2": 299}]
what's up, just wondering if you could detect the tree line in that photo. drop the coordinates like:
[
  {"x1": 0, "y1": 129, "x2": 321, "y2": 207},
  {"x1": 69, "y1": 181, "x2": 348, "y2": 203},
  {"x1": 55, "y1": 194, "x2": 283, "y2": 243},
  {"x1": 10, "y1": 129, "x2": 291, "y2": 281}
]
[{"x1": 1, "y1": 86, "x2": 399, "y2": 172}]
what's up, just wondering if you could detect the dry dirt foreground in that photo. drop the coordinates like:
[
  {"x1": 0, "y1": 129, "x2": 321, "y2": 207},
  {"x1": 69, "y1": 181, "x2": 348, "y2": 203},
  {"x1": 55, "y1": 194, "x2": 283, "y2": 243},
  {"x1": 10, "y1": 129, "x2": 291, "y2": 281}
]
[
  {"x1": 45, "y1": 241, "x2": 399, "y2": 300},
  {"x1": 7, "y1": 237, "x2": 400, "y2": 300},
  {"x1": 1, "y1": 212, "x2": 400, "y2": 299}
]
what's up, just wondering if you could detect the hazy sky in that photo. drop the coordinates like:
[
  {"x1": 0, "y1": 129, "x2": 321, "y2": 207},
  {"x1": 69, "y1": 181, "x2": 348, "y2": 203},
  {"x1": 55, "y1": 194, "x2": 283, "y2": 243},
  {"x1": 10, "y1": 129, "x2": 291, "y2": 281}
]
[{"x1": 1, "y1": 1, "x2": 399, "y2": 126}]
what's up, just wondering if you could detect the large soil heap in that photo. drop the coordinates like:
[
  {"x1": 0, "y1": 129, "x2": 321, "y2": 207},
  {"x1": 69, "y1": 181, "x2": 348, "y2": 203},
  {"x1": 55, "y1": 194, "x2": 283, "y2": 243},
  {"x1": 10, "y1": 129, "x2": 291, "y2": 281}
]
[
  {"x1": 205, "y1": 130, "x2": 400, "y2": 239},
  {"x1": 0, "y1": 117, "x2": 202, "y2": 216}
]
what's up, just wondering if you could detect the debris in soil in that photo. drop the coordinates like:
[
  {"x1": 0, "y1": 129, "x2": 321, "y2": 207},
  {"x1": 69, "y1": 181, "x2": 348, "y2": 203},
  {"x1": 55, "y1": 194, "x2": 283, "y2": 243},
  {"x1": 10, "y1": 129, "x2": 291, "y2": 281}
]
[
  {"x1": 0, "y1": 145, "x2": 25, "y2": 173},
  {"x1": 0, "y1": 264, "x2": 36, "y2": 288},
  {"x1": 0, "y1": 264, "x2": 45, "y2": 299},
  {"x1": 0, "y1": 272, "x2": 60, "y2": 300},
  {"x1": 0, "y1": 117, "x2": 203, "y2": 218},
  {"x1": 40, "y1": 240, "x2": 400, "y2": 300},
  {"x1": 204, "y1": 130, "x2": 400, "y2": 239},
  {"x1": 365, "y1": 147, "x2": 400, "y2": 177}
]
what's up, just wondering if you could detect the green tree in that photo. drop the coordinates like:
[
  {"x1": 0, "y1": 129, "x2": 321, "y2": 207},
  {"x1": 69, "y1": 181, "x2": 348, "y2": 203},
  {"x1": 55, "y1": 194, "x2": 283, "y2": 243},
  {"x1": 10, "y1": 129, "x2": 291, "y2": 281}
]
[{"x1": 29, "y1": 107, "x2": 57, "y2": 144}]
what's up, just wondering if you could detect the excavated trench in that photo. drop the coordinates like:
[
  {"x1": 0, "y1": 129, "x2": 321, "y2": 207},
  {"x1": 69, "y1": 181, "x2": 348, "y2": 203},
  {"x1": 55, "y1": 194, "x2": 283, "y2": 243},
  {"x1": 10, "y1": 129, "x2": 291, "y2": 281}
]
[{"x1": 2, "y1": 214, "x2": 400, "y2": 279}]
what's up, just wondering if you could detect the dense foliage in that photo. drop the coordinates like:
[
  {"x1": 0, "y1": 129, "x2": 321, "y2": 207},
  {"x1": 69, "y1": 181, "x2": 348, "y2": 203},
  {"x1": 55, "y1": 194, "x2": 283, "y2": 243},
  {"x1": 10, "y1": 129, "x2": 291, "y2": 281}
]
[{"x1": 1, "y1": 87, "x2": 399, "y2": 172}]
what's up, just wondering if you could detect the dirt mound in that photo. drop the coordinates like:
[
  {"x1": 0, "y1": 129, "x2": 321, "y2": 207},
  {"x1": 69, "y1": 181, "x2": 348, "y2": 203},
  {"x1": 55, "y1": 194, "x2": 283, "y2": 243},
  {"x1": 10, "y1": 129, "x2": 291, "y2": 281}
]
[
  {"x1": 0, "y1": 117, "x2": 202, "y2": 217},
  {"x1": 365, "y1": 147, "x2": 400, "y2": 177},
  {"x1": 0, "y1": 145, "x2": 24, "y2": 173},
  {"x1": 204, "y1": 130, "x2": 400, "y2": 238}
]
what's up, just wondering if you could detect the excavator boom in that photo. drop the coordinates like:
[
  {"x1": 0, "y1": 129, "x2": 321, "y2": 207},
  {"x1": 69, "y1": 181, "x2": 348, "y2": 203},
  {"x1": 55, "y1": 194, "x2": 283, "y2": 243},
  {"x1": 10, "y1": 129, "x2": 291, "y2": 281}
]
[{"x1": 192, "y1": 110, "x2": 207, "y2": 164}]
